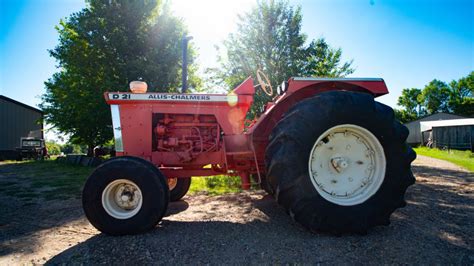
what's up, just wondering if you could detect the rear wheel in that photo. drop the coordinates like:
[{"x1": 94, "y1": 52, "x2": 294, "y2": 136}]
[
  {"x1": 82, "y1": 156, "x2": 169, "y2": 235},
  {"x1": 168, "y1": 177, "x2": 191, "y2": 201},
  {"x1": 265, "y1": 91, "x2": 416, "y2": 233}
]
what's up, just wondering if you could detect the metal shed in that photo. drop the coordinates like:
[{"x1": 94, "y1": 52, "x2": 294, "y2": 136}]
[
  {"x1": 404, "y1": 113, "x2": 465, "y2": 145},
  {"x1": 0, "y1": 95, "x2": 43, "y2": 160},
  {"x1": 420, "y1": 119, "x2": 474, "y2": 151}
]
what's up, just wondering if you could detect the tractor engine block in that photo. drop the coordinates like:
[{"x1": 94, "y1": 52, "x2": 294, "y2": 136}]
[{"x1": 152, "y1": 113, "x2": 221, "y2": 162}]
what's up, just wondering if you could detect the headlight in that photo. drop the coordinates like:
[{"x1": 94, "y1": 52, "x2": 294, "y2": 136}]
[{"x1": 280, "y1": 81, "x2": 288, "y2": 95}]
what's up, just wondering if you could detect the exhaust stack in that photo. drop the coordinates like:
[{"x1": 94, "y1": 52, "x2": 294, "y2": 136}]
[{"x1": 181, "y1": 35, "x2": 193, "y2": 93}]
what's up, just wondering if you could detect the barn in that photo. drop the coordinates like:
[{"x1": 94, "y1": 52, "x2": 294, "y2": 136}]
[
  {"x1": 404, "y1": 113, "x2": 466, "y2": 145},
  {"x1": 0, "y1": 95, "x2": 44, "y2": 160}
]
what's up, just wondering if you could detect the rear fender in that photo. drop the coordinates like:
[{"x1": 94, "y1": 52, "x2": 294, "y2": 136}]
[{"x1": 286, "y1": 77, "x2": 388, "y2": 96}]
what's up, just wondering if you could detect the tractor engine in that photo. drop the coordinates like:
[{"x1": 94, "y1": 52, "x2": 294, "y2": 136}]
[{"x1": 152, "y1": 113, "x2": 221, "y2": 162}]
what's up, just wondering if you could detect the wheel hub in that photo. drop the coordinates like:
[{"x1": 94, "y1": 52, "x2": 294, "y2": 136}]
[
  {"x1": 114, "y1": 185, "x2": 140, "y2": 210},
  {"x1": 102, "y1": 179, "x2": 143, "y2": 219},
  {"x1": 308, "y1": 124, "x2": 386, "y2": 206},
  {"x1": 168, "y1": 178, "x2": 178, "y2": 190},
  {"x1": 330, "y1": 157, "x2": 349, "y2": 173}
]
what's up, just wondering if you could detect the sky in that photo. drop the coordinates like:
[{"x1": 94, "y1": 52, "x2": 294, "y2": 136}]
[{"x1": 0, "y1": 0, "x2": 473, "y2": 123}]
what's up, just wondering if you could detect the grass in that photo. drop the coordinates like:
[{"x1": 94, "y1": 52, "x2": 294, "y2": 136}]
[
  {"x1": 414, "y1": 147, "x2": 474, "y2": 172},
  {"x1": 189, "y1": 175, "x2": 243, "y2": 195},
  {"x1": 0, "y1": 159, "x2": 92, "y2": 201}
]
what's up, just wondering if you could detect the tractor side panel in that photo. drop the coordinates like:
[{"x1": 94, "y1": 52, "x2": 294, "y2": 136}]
[{"x1": 119, "y1": 105, "x2": 153, "y2": 159}]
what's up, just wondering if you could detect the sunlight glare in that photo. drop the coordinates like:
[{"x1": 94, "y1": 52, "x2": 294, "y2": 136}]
[{"x1": 170, "y1": 0, "x2": 256, "y2": 69}]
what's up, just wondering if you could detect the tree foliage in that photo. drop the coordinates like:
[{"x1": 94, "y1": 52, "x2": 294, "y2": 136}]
[
  {"x1": 396, "y1": 71, "x2": 474, "y2": 123},
  {"x1": 41, "y1": 0, "x2": 199, "y2": 154},
  {"x1": 61, "y1": 143, "x2": 86, "y2": 154},
  {"x1": 450, "y1": 71, "x2": 474, "y2": 101},
  {"x1": 45, "y1": 141, "x2": 62, "y2": 155},
  {"x1": 397, "y1": 88, "x2": 423, "y2": 118},
  {"x1": 208, "y1": 0, "x2": 354, "y2": 117},
  {"x1": 419, "y1": 80, "x2": 451, "y2": 114},
  {"x1": 393, "y1": 109, "x2": 419, "y2": 124},
  {"x1": 452, "y1": 97, "x2": 474, "y2": 117},
  {"x1": 449, "y1": 71, "x2": 474, "y2": 116}
]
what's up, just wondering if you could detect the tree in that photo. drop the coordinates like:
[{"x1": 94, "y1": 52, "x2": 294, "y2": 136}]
[
  {"x1": 393, "y1": 109, "x2": 418, "y2": 124},
  {"x1": 208, "y1": 0, "x2": 354, "y2": 117},
  {"x1": 41, "y1": 0, "x2": 200, "y2": 155},
  {"x1": 303, "y1": 38, "x2": 354, "y2": 78},
  {"x1": 452, "y1": 97, "x2": 474, "y2": 117},
  {"x1": 396, "y1": 72, "x2": 474, "y2": 120},
  {"x1": 397, "y1": 88, "x2": 423, "y2": 119},
  {"x1": 449, "y1": 71, "x2": 474, "y2": 116},
  {"x1": 450, "y1": 71, "x2": 474, "y2": 101},
  {"x1": 61, "y1": 143, "x2": 85, "y2": 154},
  {"x1": 419, "y1": 79, "x2": 451, "y2": 114}
]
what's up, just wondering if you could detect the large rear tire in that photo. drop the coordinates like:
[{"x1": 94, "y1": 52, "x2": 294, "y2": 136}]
[
  {"x1": 82, "y1": 156, "x2": 169, "y2": 235},
  {"x1": 265, "y1": 91, "x2": 416, "y2": 233}
]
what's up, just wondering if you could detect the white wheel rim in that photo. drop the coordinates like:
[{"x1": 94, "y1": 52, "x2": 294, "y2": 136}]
[
  {"x1": 308, "y1": 124, "x2": 386, "y2": 206},
  {"x1": 101, "y1": 179, "x2": 143, "y2": 219},
  {"x1": 168, "y1": 178, "x2": 178, "y2": 190}
]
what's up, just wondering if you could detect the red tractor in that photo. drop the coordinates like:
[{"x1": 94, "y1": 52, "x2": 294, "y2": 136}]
[{"x1": 82, "y1": 72, "x2": 415, "y2": 235}]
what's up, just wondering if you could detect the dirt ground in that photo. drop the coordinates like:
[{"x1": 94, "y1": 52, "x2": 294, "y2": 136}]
[{"x1": 0, "y1": 155, "x2": 473, "y2": 265}]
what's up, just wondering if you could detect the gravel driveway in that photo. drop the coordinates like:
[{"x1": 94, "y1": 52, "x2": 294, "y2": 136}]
[{"x1": 0, "y1": 155, "x2": 473, "y2": 264}]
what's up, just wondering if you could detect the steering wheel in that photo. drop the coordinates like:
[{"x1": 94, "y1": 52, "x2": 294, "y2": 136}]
[{"x1": 256, "y1": 69, "x2": 273, "y2": 96}]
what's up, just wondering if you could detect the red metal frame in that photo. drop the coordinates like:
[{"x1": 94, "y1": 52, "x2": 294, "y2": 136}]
[{"x1": 105, "y1": 77, "x2": 389, "y2": 189}]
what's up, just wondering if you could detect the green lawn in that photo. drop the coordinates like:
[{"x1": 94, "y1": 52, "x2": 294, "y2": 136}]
[{"x1": 414, "y1": 147, "x2": 474, "y2": 172}]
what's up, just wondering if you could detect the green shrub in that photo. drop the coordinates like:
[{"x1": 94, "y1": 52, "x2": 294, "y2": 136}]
[{"x1": 46, "y1": 141, "x2": 61, "y2": 155}]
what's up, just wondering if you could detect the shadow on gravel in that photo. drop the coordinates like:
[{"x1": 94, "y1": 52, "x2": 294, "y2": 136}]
[
  {"x1": 413, "y1": 164, "x2": 474, "y2": 183},
  {"x1": 46, "y1": 196, "x2": 308, "y2": 265},
  {"x1": 165, "y1": 200, "x2": 189, "y2": 216},
  {"x1": 407, "y1": 165, "x2": 473, "y2": 237},
  {"x1": 0, "y1": 194, "x2": 191, "y2": 258},
  {"x1": 0, "y1": 200, "x2": 85, "y2": 257}
]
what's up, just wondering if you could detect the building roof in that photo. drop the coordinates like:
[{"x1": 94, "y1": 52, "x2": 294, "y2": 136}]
[
  {"x1": 404, "y1": 112, "x2": 466, "y2": 125},
  {"x1": 420, "y1": 118, "x2": 474, "y2": 131},
  {"x1": 0, "y1": 95, "x2": 43, "y2": 114}
]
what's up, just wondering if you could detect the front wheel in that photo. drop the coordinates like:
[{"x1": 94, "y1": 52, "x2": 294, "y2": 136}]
[
  {"x1": 265, "y1": 91, "x2": 416, "y2": 233},
  {"x1": 168, "y1": 177, "x2": 191, "y2": 201},
  {"x1": 82, "y1": 156, "x2": 169, "y2": 235}
]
